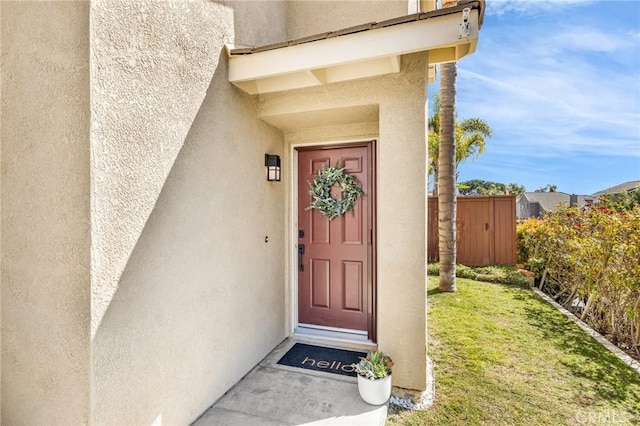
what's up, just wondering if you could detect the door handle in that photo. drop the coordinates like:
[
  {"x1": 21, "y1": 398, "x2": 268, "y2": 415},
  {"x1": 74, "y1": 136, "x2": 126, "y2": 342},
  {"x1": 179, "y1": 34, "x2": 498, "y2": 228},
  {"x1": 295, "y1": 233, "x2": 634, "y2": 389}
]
[{"x1": 298, "y1": 244, "x2": 305, "y2": 272}]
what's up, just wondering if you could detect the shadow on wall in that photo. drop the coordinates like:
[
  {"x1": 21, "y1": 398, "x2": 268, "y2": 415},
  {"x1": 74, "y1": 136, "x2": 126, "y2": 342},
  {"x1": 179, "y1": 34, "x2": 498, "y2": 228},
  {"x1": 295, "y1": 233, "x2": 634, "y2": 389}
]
[
  {"x1": 92, "y1": 48, "x2": 286, "y2": 424},
  {"x1": 90, "y1": 1, "x2": 291, "y2": 340},
  {"x1": 89, "y1": 1, "x2": 237, "y2": 340}
]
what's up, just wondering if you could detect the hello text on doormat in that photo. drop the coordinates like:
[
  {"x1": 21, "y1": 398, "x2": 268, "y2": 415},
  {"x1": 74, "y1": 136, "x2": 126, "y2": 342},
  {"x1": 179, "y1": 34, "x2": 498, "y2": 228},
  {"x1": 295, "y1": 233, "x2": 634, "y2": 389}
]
[{"x1": 276, "y1": 343, "x2": 367, "y2": 377}]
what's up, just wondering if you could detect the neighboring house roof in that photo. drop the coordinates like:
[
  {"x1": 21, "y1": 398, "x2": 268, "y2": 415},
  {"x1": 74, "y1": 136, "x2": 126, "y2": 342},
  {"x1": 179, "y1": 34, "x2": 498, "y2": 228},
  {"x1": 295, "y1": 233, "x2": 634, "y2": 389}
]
[
  {"x1": 226, "y1": 1, "x2": 485, "y2": 94},
  {"x1": 521, "y1": 192, "x2": 571, "y2": 212},
  {"x1": 575, "y1": 195, "x2": 595, "y2": 205},
  {"x1": 591, "y1": 180, "x2": 640, "y2": 197},
  {"x1": 518, "y1": 192, "x2": 594, "y2": 213}
]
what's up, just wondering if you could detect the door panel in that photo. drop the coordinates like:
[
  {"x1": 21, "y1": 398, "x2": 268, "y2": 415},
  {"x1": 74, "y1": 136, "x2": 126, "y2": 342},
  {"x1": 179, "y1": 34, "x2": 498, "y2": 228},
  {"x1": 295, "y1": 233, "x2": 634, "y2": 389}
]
[
  {"x1": 310, "y1": 259, "x2": 330, "y2": 308},
  {"x1": 428, "y1": 196, "x2": 516, "y2": 266},
  {"x1": 493, "y1": 197, "x2": 517, "y2": 265},
  {"x1": 342, "y1": 261, "x2": 363, "y2": 311},
  {"x1": 297, "y1": 145, "x2": 372, "y2": 332},
  {"x1": 457, "y1": 198, "x2": 491, "y2": 266}
]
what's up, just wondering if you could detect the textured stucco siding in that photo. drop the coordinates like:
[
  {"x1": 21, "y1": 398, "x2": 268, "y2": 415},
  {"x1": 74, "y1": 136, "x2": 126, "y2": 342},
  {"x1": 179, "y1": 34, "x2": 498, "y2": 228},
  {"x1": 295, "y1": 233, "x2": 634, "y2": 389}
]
[
  {"x1": 286, "y1": 0, "x2": 410, "y2": 40},
  {"x1": 266, "y1": 53, "x2": 429, "y2": 391},
  {"x1": 1, "y1": 2, "x2": 91, "y2": 424},
  {"x1": 1, "y1": 0, "x2": 432, "y2": 422},
  {"x1": 91, "y1": 1, "x2": 287, "y2": 423},
  {"x1": 90, "y1": 0, "x2": 228, "y2": 338}
]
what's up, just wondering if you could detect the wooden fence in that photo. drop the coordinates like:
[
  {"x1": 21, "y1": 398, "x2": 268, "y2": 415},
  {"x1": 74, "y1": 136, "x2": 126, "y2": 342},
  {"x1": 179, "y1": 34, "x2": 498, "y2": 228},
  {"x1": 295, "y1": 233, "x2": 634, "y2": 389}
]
[{"x1": 428, "y1": 195, "x2": 517, "y2": 266}]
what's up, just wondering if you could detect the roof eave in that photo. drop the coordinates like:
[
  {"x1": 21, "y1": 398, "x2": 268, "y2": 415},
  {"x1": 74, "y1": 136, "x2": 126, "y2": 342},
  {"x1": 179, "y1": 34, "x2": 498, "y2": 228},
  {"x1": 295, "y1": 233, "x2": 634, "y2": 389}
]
[{"x1": 226, "y1": 6, "x2": 481, "y2": 95}]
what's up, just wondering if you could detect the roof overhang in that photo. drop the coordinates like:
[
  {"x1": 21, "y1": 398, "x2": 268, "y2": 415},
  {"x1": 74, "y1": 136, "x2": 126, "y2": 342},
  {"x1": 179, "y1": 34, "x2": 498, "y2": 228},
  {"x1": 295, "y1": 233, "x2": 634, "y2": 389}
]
[{"x1": 226, "y1": 3, "x2": 483, "y2": 95}]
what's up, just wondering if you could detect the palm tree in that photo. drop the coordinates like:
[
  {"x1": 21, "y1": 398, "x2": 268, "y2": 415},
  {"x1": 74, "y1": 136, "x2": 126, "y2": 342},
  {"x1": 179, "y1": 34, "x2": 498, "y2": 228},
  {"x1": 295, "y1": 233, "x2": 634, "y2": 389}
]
[
  {"x1": 436, "y1": 2, "x2": 493, "y2": 293},
  {"x1": 430, "y1": 83, "x2": 492, "y2": 293},
  {"x1": 437, "y1": 62, "x2": 458, "y2": 292},
  {"x1": 428, "y1": 95, "x2": 492, "y2": 196},
  {"x1": 535, "y1": 184, "x2": 558, "y2": 193}
]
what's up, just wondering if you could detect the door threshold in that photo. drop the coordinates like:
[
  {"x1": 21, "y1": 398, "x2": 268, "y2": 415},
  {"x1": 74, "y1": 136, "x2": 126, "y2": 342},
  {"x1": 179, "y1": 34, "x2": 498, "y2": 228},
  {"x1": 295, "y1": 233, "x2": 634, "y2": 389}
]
[{"x1": 294, "y1": 325, "x2": 377, "y2": 352}]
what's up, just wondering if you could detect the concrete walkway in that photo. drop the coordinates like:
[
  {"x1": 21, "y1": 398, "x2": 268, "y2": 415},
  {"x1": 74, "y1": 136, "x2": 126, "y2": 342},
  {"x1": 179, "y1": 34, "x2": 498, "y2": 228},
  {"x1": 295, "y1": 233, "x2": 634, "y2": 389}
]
[{"x1": 192, "y1": 339, "x2": 388, "y2": 426}]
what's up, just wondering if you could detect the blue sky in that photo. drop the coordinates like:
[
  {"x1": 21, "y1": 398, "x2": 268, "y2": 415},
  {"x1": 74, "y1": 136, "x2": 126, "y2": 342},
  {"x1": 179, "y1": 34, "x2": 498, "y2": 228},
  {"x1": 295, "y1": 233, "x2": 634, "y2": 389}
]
[{"x1": 431, "y1": 0, "x2": 640, "y2": 195}]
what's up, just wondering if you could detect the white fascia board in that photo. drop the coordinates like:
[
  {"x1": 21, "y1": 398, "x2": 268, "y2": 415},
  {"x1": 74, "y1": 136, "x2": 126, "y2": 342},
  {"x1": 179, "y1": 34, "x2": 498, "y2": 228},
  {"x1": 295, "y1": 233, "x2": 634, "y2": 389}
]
[{"x1": 227, "y1": 9, "x2": 479, "y2": 84}]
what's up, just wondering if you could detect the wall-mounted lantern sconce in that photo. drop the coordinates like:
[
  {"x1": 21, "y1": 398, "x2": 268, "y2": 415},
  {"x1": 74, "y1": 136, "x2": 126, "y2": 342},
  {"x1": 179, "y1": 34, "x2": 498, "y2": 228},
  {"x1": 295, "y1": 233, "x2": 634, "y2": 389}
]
[{"x1": 265, "y1": 154, "x2": 281, "y2": 182}]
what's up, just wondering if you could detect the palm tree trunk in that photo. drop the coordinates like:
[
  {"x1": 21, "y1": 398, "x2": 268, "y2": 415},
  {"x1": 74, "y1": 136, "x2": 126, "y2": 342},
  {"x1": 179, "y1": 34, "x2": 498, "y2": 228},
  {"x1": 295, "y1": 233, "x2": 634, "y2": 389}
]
[{"x1": 438, "y1": 61, "x2": 457, "y2": 292}]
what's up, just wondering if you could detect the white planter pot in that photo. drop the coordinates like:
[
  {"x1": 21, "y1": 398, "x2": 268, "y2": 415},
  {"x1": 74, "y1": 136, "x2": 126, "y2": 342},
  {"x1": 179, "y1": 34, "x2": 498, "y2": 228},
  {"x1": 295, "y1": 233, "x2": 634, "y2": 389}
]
[{"x1": 357, "y1": 374, "x2": 392, "y2": 405}]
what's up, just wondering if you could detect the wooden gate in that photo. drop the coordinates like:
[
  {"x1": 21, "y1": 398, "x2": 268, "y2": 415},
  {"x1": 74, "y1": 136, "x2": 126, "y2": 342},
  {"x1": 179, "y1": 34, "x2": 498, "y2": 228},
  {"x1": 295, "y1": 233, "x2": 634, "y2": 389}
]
[{"x1": 428, "y1": 195, "x2": 516, "y2": 266}]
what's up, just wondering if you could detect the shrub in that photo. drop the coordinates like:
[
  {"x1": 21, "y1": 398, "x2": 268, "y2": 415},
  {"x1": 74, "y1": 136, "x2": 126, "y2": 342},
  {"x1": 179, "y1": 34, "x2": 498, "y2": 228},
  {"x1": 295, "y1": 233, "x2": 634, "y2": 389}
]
[
  {"x1": 516, "y1": 217, "x2": 543, "y2": 264},
  {"x1": 517, "y1": 205, "x2": 640, "y2": 357},
  {"x1": 427, "y1": 263, "x2": 529, "y2": 287}
]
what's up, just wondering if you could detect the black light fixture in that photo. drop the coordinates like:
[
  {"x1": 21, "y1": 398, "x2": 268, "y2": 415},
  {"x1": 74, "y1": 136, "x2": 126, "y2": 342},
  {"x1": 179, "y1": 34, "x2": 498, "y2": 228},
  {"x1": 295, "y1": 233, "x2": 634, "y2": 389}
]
[{"x1": 265, "y1": 154, "x2": 281, "y2": 182}]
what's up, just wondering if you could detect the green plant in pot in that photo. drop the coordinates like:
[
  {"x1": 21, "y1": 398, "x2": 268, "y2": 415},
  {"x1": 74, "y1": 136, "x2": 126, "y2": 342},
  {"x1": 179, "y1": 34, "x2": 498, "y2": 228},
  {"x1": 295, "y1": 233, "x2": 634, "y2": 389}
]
[{"x1": 353, "y1": 351, "x2": 394, "y2": 405}]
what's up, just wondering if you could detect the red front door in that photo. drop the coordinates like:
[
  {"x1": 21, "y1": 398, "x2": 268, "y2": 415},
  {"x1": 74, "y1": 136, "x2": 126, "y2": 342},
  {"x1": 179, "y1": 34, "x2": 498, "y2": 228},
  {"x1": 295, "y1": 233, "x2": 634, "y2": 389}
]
[{"x1": 297, "y1": 144, "x2": 373, "y2": 334}]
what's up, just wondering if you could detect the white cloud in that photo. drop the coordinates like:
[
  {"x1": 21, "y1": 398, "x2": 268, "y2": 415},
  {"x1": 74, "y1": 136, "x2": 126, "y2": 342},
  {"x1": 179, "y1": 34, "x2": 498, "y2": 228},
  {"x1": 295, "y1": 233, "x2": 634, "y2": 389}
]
[
  {"x1": 429, "y1": 1, "x2": 640, "y2": 194},
  {"x1": 550, "y1": 27, "x2": 636, "y2": 53},
  {"x1": 451, "y1": 14, "x2": 640, "y2": 161},
  {"x1": 486, "y1": 0, "x2": 595, "y2": 17}
]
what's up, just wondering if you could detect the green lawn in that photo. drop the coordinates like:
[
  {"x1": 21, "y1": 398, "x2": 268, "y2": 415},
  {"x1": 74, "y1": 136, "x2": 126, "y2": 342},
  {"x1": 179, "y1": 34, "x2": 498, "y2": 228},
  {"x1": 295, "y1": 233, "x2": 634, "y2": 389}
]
[{"x1": 387, "y1": 276, "x2": 640, "y2": 425}]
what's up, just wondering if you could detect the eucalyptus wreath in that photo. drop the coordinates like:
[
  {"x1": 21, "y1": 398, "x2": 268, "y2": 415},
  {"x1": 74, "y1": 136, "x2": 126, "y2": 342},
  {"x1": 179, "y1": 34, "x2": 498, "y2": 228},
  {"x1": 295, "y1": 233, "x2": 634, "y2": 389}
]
[{"x1": 307, "y1": 163, "x2": 365, "y2": 220}]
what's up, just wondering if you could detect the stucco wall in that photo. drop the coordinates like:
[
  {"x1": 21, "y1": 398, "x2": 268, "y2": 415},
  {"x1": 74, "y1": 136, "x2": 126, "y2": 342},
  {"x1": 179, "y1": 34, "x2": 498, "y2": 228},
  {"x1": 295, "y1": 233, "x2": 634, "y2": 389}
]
[
  {"x1": 1, "y1": 0, "x2": 430, "y2": 422},
  {"x1": 286, "y1": 0, "x2": 410, "y2": 40},
  {"x1": 262, "y1": 52, "x2": 429, "y2": 391},
  {"x1": 1, "y1": 2, "x2": 91, "y2": 424},
  {"x1": 91, "y1": 1, "x2": 287, "y2": 423}
]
